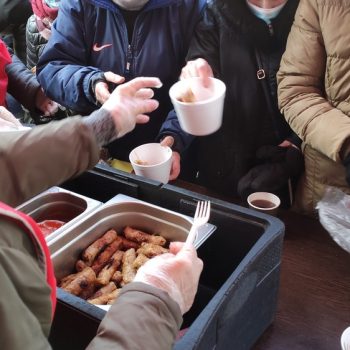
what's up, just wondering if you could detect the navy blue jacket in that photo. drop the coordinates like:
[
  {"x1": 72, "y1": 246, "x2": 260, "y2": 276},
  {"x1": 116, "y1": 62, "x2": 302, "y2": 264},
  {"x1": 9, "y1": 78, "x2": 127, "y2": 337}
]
[{"x1": 36, "y1": 0, "x2": 206, "y2": 160}]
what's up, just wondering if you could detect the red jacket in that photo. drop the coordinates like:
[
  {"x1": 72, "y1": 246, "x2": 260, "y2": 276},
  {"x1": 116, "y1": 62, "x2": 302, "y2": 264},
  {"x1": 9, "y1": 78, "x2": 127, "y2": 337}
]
[{"x1": 0, "y1": 40, "x2": 11, "y2": 106}]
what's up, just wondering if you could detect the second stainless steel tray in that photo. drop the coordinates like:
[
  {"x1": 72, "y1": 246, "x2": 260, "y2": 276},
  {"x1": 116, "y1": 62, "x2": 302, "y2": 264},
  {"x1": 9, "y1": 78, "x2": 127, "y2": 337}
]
[
  {"x1": 50, "y1": 195, "x2": 216, "y2": 279},
  {"x1": 16, "y1": 186, "x2": 102, "y2": 242}
]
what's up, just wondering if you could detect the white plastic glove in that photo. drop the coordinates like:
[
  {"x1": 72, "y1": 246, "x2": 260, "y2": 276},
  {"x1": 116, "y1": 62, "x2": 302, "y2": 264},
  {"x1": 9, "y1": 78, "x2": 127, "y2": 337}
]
[
  {"x1": 102, "y1": 76, "x2": 162, "y2": 138},
  {"x1": 134, "y1": 241, "x2": 203, "y2": 314}
]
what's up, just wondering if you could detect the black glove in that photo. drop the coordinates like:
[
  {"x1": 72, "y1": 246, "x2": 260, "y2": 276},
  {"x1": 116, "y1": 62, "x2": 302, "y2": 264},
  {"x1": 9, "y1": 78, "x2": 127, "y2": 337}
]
[
  {"x1": 237, "y1": 145, "x2": 304, "y2": 201},
  {"x1": 343, "y1": 154, "x2": 350, "y2": 186}
]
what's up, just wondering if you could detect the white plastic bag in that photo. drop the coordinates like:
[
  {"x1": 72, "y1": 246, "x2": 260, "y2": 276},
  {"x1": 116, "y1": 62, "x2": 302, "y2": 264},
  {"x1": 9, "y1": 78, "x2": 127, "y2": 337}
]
[{"x1": 317, "y1": 187, "x2": 350, "y2": 253}]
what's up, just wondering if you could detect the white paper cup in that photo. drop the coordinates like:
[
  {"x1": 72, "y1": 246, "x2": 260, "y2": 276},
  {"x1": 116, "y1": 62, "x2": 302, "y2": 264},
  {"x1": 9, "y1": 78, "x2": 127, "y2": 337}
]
[
  {"x1": 129, "y1": 143, "x2": 172, "y2": 184},
  {"x1": 247, "y1": 192, "x2": 281, "y2": 216},
  {"x1": 169, "y1": 77, "x2": 226, "y2": 136}
]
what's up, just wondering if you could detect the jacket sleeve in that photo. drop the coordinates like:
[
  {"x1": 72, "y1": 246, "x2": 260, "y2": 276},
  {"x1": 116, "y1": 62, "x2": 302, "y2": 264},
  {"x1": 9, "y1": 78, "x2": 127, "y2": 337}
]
[
  {"x1": 277, "y1": 0, "x2": 350, "y2": 162},
  {"x1": 36, "y1": 0, "x2": 102, "y2": 114},
  {"x1": 157, "y1": 109, "x2": 194, "y2": 153},
  {"x1": 6, "y1": 51, "x2": 41, "y2": 111},
  {"x1": 0, "y1": 220, "x2": 52, "y2": 350},
  {"x1": 87, "y1": 282, "x2": 182, "y2": 350},
  {"x1": 0, "y1": 117, "x2": 99, "y2": 207},
  {"x1": 186, "y1": 6, "x2": 221, "y2": 77}
]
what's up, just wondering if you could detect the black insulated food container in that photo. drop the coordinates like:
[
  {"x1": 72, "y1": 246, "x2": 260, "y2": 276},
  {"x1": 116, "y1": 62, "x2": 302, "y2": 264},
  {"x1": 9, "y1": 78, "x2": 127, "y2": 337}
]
[{"x1": 48, "y1": 165, "x2": 284, "y2": 350}]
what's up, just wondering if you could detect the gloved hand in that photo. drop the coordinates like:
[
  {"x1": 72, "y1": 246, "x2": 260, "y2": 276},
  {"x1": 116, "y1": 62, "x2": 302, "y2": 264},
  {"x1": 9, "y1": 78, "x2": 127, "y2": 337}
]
[
  {"x1": 237, "y1": 145, "x2": 304, "y2": 200},
  {"x1": 134, "y1": 241, "x2": 203, "y2": 314}
]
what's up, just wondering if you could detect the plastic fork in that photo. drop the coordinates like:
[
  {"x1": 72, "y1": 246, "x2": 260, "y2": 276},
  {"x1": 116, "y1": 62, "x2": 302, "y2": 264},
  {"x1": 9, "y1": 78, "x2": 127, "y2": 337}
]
[
  {"x1": 185, "y1": 200, "x2": 211, "y2": 247},
  {"x1": 341, "y1": 327, "x2": 350, "y2": 350}
]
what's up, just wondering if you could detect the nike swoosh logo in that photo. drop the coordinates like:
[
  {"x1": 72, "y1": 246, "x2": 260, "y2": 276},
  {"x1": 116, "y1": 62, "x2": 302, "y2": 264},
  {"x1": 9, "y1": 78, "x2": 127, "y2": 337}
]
[{"x1": 93, "y1": 43, "x2": 113, "y2": 52}]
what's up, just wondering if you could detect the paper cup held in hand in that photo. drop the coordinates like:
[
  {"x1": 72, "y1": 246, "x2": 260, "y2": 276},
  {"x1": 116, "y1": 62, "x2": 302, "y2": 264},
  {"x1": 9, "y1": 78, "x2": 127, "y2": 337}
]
[
  {"x1": 169, "y1": 77, "x2": 226, "y2": 136},
  {"x1": 247, "y1": 192, "x2": 281, "y2": 216},
  {"x1": 129, "y1": 143, "x2": 172, "y2": 184}
]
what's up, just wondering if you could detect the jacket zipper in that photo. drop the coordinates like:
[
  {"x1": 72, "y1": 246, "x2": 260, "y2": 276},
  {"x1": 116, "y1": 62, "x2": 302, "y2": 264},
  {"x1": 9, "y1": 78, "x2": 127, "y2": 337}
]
[
  {"x1": 126, "y1": 44, "x2": 132, "y2": 74},
  {"x1": 268, "y1": 23, "x2": 274, "y2": 36}
]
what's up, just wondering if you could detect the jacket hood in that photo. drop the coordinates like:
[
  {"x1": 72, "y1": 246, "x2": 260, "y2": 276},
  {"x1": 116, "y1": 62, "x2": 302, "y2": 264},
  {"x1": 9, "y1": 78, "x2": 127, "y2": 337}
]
[
  {"x1": 88, "y1": 0, "x2": 182, "y2": 11},
  {"x1": 211, "y1": 0, "x2": 300, "y2": 48}
]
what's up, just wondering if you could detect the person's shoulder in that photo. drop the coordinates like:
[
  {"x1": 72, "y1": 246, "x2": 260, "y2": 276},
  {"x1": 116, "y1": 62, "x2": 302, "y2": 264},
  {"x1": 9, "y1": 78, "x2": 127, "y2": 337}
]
[{"x1": 176, "y1": 0, "x2": 207, "y2": 13}]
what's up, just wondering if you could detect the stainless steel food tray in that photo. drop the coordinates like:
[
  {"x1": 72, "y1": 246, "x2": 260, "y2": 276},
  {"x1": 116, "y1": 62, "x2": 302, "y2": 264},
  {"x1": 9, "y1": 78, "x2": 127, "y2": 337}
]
[
  {"x1": 50, "y1": 194, "x2": 216, "y2": 280},
  {"x1": 16, "y1": 186, "x2": 102, "y2": 242}
]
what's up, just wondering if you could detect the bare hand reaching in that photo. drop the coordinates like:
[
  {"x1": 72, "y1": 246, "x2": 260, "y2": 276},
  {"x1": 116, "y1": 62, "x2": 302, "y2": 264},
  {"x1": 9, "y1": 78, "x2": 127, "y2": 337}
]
[
  {"x1": 102, "y1": 77, "x2": 162, "y2": 138},
  {"x1": 95, "y1": 72, "x2": 126, "y2": 105},
  {"x1": 160, "y1": 136, "x2": 181, "y2": 180},
  {"x1": 180, "y1": 58, "x2": 214, "y2": 88},
  {"x1": 35, "y1": 88, "x2": 59, "y2": 116}
]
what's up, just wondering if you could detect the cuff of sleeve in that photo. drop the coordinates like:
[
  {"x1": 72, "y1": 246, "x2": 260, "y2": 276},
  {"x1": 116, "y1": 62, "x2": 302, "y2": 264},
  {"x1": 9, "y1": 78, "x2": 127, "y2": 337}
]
[
  {"x1": 119, "y1": 282, "x2": 182, "y2": 327},
  {"x1": 86, "y1": 71, "x2": 106, "y2": 107},
  {"x1": 340, "y1": 137, "x2": 350, "y2": 162},
  {"x1": 286, "y1": 133, "x2": 302, "y2": 149}
]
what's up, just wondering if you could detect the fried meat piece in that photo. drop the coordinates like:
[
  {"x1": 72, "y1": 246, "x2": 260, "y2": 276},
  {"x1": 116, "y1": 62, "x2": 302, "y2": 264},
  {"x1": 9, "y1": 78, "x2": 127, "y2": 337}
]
[
  {"x1": 136, "y1": 242, "x2": 169, "y2": 258},
  {"x1": 96, "y1": 250, "x2": 124, "y2": 286},
  {"x1": 76, "y1": 260, "x2": 88, "y2": 272},
  {"x1": 59, "y1": 273, "x2": 77, "y2": 288},
  {"x1": 124, "y1": 226, "x2": 166, "y2": 246},
  {"x1": 88, "y1": 289, "x2": 120, "y2": 305},
  {"x1": 111, "y1": 270, "x2": 123, "y2": 286},
  {"x1": 177, "y1": 87, "x2": 196, "y2": 103},
  {"x1": 132, "y1": 253, "x2": 149, "y2": 270},
  {"x1": 91, "y1": 236, "x2": 123, "y2": 274},
  {"x1": 120, "y1": 237, "x2": 140, "y2": 250},
  {"x1": 79, "y1": 282, "x2": 96, "y2": 300},
  {"x1": 106, "y1": 293, "x2": 119, "y2": 305},
  {"x1": 121, "y1": 248, "x2": 137, "y2": 284},
  {"x1": 61, "y1": 267, "x2": 96, "y2": 296},
  {"x1": 90, "y1": 282, "x2": 116, "y2": 300},
  {"x1": 82, "y1": 229, "x2": 118, "y2": 266}
]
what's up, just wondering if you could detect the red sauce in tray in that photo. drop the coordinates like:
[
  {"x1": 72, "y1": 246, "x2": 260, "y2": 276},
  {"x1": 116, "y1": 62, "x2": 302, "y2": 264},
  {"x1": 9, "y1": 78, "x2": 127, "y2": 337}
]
[{"x1": 37, "y1": 220, "x2": 66, "y2": 237}]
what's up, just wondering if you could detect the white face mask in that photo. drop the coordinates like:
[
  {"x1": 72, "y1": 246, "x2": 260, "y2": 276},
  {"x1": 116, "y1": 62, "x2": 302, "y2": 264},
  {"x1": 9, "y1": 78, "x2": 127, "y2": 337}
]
[
  {"x1": 246, "y1": 0, "x2": 287, "y2": 24},
  {"x1": 113, "y1": 0, "x2": 149, "y2": 11}
]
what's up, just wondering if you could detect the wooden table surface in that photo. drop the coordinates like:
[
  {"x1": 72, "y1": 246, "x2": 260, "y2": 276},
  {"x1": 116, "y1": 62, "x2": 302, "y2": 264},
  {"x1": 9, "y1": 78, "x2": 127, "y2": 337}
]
[
  {"x1": 174, "y1": 180, "x2": 350, "y2": 350},
  {"x1": 254, "y1": 210, "x2": 350, "y2": 350}
]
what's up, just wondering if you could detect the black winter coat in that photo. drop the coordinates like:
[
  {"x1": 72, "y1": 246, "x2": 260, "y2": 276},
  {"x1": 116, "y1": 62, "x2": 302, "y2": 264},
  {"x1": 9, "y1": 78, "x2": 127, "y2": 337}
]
[
  {"x1": 6, "y1": 49, "x2": 40, "y2": 112},
  {"x1": 0, "y1": 0, "x2": 32, "y2": 32},
  {"x1": 185, "y1": 0, "x2": 300, "y2": 195},
  {"x1": 26, "y1": 15, "x2": 47, "y2": 70}
]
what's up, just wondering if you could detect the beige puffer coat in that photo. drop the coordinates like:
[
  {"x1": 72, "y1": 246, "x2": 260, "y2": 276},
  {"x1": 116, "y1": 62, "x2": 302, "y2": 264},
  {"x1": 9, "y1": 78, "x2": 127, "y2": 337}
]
[{"x1": 277, "y1": 0, "x2": 350, "y2": 216}]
